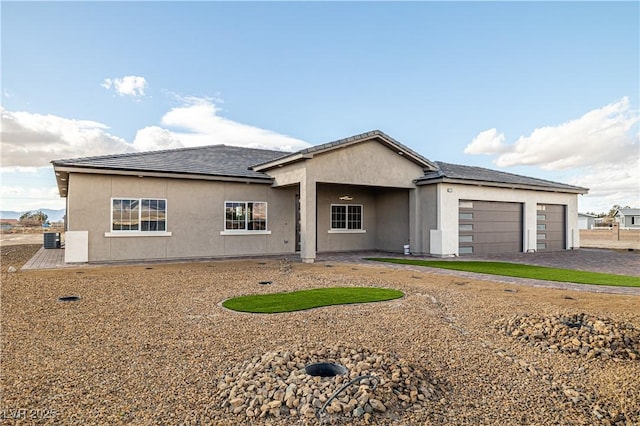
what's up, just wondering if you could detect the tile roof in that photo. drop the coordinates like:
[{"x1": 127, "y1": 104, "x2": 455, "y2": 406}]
[
  {"x1": 417, "y1": 161, "x2": 588, "y2": 193},
  {"x1": 52, "y1": 145, "x2": 290, "y2": 180},
  {"x1": 252, "y1": 130, "x2": 438, "y2": 171}
]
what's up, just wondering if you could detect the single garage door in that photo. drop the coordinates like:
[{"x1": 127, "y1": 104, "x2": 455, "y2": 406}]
[
  {"x1": 459, "y1": 200, "x2": 523, "y2": 255},
  {"x1": 537, "y1": 204, "x2": 566, "y2": 251}
]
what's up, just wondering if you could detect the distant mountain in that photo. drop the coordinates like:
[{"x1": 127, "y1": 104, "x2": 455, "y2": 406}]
[{"x1": 0, "y1": 209, "x2": 66, "y2": 222}]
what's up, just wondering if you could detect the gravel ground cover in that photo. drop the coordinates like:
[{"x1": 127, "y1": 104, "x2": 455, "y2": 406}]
[{"x1": 1, "y1": 245, "x2": 639, "y2": 425}]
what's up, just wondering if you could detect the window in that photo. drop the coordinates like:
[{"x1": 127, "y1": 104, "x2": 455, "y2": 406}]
[
  {"x1": 459, "y1": 235, "x2": 473, "y2": 243},
  {"x1": 537, "y1": 224, "x2": 546, "y2": 230},
  {"x1": 331, "y1": 204, "x2": 362, "y2": 230},
  {"x1": 459, "y1": 200, "x2": 474, "y2": 209},
  {"x1": 459, "y1": 224, "x2": 473, "y2": 231},
  {"x1": 537, "y1": 204, "x2": 546, "y2": 211},
  {"x1": 459, "y1": 212, "x2": 473, "y2": 220},
  {"x1": 225, "y1": 201, "x2": 267, "y2": 231},
  {"x1": 112, "y1": 198, "x2": 166, "y2": 232},
  {"x1": 633, "y1": 216, "x2": 640, "y2": 225},
  {"x1": 459, "y1": 246, "x2": 473, "y2": 254},
  {"x1": 537, "y1": 214, "x2": 546, "y2": 221}
]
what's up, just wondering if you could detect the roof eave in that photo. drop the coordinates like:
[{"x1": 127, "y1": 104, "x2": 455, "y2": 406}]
[
  {"x1": 52, "y1": 164, "x2": 274, "y2": 186},
  {"x1": 415, "y1": 177, "x2": 588, "y2": 194},
  {"x1": 251, "y1": 153, "x2": 314, "y2": 172}
]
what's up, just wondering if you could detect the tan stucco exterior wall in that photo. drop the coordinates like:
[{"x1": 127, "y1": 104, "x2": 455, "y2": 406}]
[
  {"x1": 266, "y1": 139, "x2": 423, "y2": 259},
  {"x1": 67, "y1": 173, "x2": 297, "y2": 262}
]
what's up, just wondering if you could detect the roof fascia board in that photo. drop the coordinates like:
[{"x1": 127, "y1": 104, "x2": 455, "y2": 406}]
[
  {"x1": 251, "y1": 153, "x2": 313, "y2": 172},
  {"x1": 53, "y1": 166, "x2": 273, "y2": 184},
  {"x1": 416, "y1": 177, "x2": 588, "y2": 194}
]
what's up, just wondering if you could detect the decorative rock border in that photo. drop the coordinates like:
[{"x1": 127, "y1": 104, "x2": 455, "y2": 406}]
[
  {"x1": 214, "y1": 345, "x2": 442, "y2": 423},
  {"x1": 495, "y1": 313, "x2": 640, "y2": 361}
]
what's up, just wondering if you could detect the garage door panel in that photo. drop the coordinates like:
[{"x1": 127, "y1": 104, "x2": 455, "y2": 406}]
[
  {"x1": 537, "y1": 204, "x2": 566, "y2": 251},
  {"x1": 459, "y1": 200, "x2": 523, "y2": 255},
  {"x1": 471, "y1": 211, "x2": 523, "y2": 222},
  {"x1": 469, "y1": 233, "x2": 523, "y2": 244}
]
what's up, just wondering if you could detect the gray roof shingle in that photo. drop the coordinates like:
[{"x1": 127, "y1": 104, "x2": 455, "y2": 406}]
[
  {"x1": 52, "y1": 145, "x2": 291, "y2": 180},
  {"x1": 417, "y1": 161, "x2": 588, "y2": 193}
]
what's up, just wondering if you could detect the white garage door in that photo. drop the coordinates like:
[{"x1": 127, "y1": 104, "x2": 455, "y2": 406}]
[{"x1": 458, "y1": 200, "x2": 523, "y2": 255}]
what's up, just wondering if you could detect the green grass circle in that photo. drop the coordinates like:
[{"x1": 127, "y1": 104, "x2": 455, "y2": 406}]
[{"x1": 222, "y1": 287, "x2": 404, "y2": 313}]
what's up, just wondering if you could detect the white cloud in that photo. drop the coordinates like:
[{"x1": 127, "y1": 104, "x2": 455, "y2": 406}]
[
  {"x1": 0, "y1": 97, "x2": 310, "y2": 212},
  {"x1": 132, "y1": 126, "x2": 184, "y2": 152},
  {"x1": 571, "y1": 158, "x2": 640, "y2": 213},
  {"x1": 0, "y1": 166, "x2": 65, "y2": 211},
  {"x1": 159, "y1": 97, "x2": 310, "y2": 152},
  {"x1": 102, "y1": 75, "x2": 148, "y2": 98},
  {"x1": 465, "y1": 98, "x2": 639, "y2": 170},
  {"x1": 0, "y1": 107, "x2": 134, "y2": 168},
  {"x1": 464, "y1": 128, "x2": 508, "y2": 155},
  {"x1": 465, "y1": 98, "x2": 640, "y2": 212}
]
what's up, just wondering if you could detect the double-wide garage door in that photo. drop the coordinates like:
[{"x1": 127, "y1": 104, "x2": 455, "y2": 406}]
[{"x1": 459, "y1": 200, "x2": 523, "y2": 255}]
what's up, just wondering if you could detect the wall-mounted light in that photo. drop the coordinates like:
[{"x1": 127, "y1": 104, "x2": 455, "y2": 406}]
[
  {"x1": 339, "y1": 195, "x2": 353, "y2": 201},
  {"x1": 447, "y1": 188, "x2": 453, "y2": 193}
]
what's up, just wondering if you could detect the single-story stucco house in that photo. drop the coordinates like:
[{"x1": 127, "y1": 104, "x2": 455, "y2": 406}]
[
  {"x1": 52, "y1": 130, "x2": 588, "y2": 263},
  {"x1": 613, "y1": 208, "x2": 640, "y2": 229}
]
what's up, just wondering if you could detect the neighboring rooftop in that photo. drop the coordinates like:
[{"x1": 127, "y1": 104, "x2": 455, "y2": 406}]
[
  {"x1": 417, "y1": 161, "x2": 588, "y2": 193},
  {"x1": 615, "y1": 208, "x2": 640, "y2": 216}
]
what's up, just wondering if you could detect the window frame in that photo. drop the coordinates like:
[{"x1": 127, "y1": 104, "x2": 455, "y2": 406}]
[
  {"x1": 220, "y1": 201, "x2": 271, "y2": 235},
  {"x1": 329, "y1": 204, "x2": 365, "y2": 233},
  {"x1": 106, "y1": 197, "x2": 171, "y2": 237}
]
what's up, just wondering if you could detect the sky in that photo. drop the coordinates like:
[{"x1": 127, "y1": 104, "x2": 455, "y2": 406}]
[{"x1": 1, "y1": 1, "x2": 638, "y2": 214}]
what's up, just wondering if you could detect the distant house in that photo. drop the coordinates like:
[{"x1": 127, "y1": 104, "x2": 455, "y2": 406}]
[
  {"x1": 52, "y1": 130, "x2": 588, "y2": 263},
  {"x1": 0, "y1": 218, "x2": 18, "y2": 231},
  {"x1": 578, "y1": 213, "x2": 597, "y2": 230},
  {"x1": 613, "y1": 208, "x2": 640, "y2": 229}
]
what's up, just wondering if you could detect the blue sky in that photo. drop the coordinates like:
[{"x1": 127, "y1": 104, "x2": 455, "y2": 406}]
[{"x1": 1, "y1": 1, "x2": 638, "y2": 214}]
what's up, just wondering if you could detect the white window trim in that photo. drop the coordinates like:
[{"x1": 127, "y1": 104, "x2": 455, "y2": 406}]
[
  {"x1": 221, "y1": 201, "x2": 269, "y2": 235},
  {"x1": 330, "y1": 203, "x2": 365, "y2": 232},
  {"x1": 105, "y1": 231, "x2": 172, "y2": 237},
  {"x1": 220, "y1": 230, "x2": 272, "y2": 236},
  {"x1": 110, "y1": 197, "x2": 169, "y2": 234}
]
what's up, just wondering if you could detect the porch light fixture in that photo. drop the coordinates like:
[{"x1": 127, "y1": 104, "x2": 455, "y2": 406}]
[{"x1": 339, "y1": 195, "x2": 353, "y2": 201}]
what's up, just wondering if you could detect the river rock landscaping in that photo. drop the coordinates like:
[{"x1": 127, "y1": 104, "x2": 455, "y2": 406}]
[
  {"x1": 1, "y1": 245, "x2": 639, "y2": 425},
  {"x1": 495, "y1": 313, "x2": 640, "y2": 361},
  {"x1": 215, "y1": 345, "x2": 441, "y2": 423}
]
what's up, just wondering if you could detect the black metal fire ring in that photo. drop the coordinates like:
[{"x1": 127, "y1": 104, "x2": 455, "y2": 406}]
[{"x1": 305, "y1": 362, "x2": 347, "y2": 377}]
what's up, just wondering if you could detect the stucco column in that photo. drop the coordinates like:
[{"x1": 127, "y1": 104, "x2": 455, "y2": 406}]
[
  {"x1": 300, "y1": 175, "x2": 317, "y2": 263},
  {"x1": 408, "y1": 188, "x2": 420, "y2": 255},
  {"x1": 524, "y1": 202, "x2": 537, "y2": 252}
]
